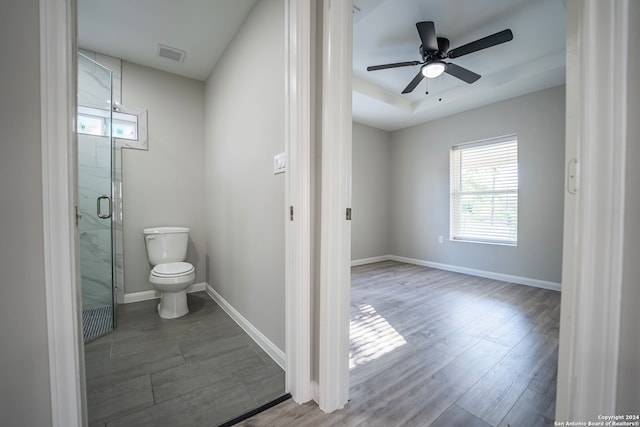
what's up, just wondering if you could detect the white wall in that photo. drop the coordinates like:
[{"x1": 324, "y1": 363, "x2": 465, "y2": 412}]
[
  {"x1": 204, "y1": 0, "x2": 286, "y2": 350},
  {"x1": 351, "y1": 122, "x2": 391, "y2": 260},
  {"x1": 120, "y1": 62, "x2": 206, "y2": 294},
  {"x1": 0, "y1": 1, "x2": 53, "y2": 425},
  {"x1": 389, "y1": 85, "x2": 566, "y2": 283}
]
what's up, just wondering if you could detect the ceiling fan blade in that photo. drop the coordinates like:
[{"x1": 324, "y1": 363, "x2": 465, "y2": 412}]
[
  {"x1": 402, "y1": 71, "x2": 425, "y2": 94},
  {"x1": 444, "y1": 63, "x2": 481, "y2": 83},
  {"x1": 416, "y1": 21, "x2": 438, "y2": 52},
  {"x1": 367, "y1": 61, "x2": 421, "y2": 72},
  {"x1": 447, "y1": 29, "x2": 513, "y2": 59}
]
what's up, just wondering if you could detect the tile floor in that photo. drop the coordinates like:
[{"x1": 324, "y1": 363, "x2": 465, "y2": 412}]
[{"x1": 85, "y1": 291, "x2": 286, "y2": 427}]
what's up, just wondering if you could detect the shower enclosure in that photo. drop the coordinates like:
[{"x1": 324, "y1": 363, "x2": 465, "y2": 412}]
[{"x1": 77, "y1": 53, "x2": 116, "y2": 343}]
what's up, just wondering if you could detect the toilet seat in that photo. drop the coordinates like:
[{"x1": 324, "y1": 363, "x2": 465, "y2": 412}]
[
  {"x1": 148, "y1": 262, "x2": 196, "y2": 319},
  {"x1": 151, "y1": 262, "x2": 194, "y2": 278}
]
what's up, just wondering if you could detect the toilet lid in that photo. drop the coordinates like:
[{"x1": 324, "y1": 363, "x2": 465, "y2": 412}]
[{"x1": 152, "y1": 262, "x2": 194, "y2": 277}]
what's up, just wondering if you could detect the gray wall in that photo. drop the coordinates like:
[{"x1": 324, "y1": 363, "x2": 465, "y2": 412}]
[
  {"x1": 389, "y1": 85, "x2": 566, "y2": 283},
  {"x1": 0, "y1": 1, "x2": 53, "y2": 425},
  {"x1": 351, "y1": 122, "x2": 391, "y2": 260},
  {"x1": 204, "y1": 0, "x2": 286, "y2": 350},
  {"x1": 121, "y1": 62, "x2": 206, "y2": 293},
  {"x1": 617, "y1": 0, "x2": 640, "y2": 411}
]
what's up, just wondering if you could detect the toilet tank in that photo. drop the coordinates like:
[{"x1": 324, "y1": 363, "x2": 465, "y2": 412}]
[{"x1": 143, "y1": 226, "x2": 190, "y2": 265}]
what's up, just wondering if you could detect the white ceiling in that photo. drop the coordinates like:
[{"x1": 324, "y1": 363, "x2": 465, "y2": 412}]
[
  {"x1": 77, "y1": 0, "x2": 566, "y2": 132},
  {"x1": 353, "y1": 0, "x2": 566, "y2": 130},
  {"x1": 78, "y1": 0, "x2": 257, "y2": 81}
]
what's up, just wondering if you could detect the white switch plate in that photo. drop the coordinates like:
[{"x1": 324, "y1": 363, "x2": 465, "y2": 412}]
[
  {"x1": 438, "y1": 235, "x2": 444, "y2": 244},
  {"x1": 274, "y1": 152, "x2": 286, "y2": 175}
]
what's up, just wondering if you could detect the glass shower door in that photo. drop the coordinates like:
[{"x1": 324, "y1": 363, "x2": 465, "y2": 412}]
[{"x1": 77, "y1": 53, "x2": 115, "y2": 343}]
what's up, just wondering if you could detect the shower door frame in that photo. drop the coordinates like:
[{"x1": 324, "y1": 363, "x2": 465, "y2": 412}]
[{"x1": 77, "y1": 52, "x2": 117, "y2": 339}]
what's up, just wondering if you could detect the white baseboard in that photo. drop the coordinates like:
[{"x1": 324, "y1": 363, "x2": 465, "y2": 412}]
[
  {"x1": 388, "y1": 255, "x2": 561, "y2": 292},
  {"x1": 351, "y1": 255, "x2": 392, "y2": 266},
  {"x1": 205, "y1": 284, "x2": 286, "y2": 370},
  {"x1": 123, "y1": 282, "x2": 208, "y2": 304},
  {"x1": 351, "y1": 254, "x2": 562, "y2": 292}
]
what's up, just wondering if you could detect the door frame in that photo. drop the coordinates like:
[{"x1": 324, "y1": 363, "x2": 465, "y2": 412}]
[
  {"x1": 40, "y1": 0, "x2": 86, "y2": 425},
  {"x1": 556, "y1": 0, "x2": 632, "y2": 419},
  {"x1": 317, "y1": 0, "x2": 353, "y2": 413},
  {"x1": 284, "y1": 0, "x2": 313, "y2": 404},
  {"x1": 41, "y1": 0, "x2": 634, "y2": 424},
  {"x1": 40, "y1": 0, "x2": 314, "y2": 424}
]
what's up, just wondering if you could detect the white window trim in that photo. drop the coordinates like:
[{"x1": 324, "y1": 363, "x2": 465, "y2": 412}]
[{"x1": 450, "y1": 134, "x2": 518, "y2": 246}]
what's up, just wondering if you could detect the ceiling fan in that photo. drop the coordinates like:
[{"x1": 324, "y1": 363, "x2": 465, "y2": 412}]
[{"x1": 367, "y1": 21, "x2": 513, "y2": 94}]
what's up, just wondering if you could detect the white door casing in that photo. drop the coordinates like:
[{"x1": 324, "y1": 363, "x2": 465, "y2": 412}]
[
  {"x1": 284, "y1": 0, "x2": 314, "y2": 404},
  {"x1": 556, "y1": 0, "x2": 631, "y2": 419},
  {"x1": 318, "y1": 0, "x2": 353, "y2": 413}
]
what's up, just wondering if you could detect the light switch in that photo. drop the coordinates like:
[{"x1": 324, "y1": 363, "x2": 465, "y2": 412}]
[{"x1": 274, "y1": 152, "x2": 286, "y2": 175}]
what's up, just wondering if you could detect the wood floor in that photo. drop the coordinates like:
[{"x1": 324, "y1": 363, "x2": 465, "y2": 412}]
[
  {"x1": 84, "y1": 291, "x2": 286, "y2": 427},
  {"x1": 240, "y1": 261, "x2": 560, "y2": 427}
]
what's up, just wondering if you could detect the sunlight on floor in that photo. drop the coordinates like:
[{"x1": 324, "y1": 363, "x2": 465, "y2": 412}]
[{"x1": 350, "y1": 304, "x2": 407, "y2": 369}]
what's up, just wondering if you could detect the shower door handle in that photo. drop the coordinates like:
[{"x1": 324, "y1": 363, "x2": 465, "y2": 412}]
[{"x1": 97, "y1": 195, "x2": 112, "y2": 219}]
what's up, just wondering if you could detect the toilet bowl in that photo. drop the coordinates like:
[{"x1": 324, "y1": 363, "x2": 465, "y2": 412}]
[
  {"x1": 149, "y1": 261, "x2": 195, "y2": 319},
  {"x1": 143, "y1": 227, "x2": 195, "y2": 319}
]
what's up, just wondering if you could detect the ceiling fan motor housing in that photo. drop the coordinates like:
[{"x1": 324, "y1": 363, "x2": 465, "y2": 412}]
[{"x1": 420, "y1": 37, "x2": 450, "y2": 62}]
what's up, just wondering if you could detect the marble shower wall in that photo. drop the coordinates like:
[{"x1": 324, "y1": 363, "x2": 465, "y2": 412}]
[
  {"x1": 79, "y1": 50, "x2": 127, "y2": 306},
  {"x1": 78, "y1": 133, "x2": 113, "y2": 308}
]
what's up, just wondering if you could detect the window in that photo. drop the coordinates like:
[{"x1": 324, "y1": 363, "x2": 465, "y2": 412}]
[
  {"x1": 77, "y1": 106, "x2": 139, "y2": 141},
  {"x1": 450, "y1": 135, "x2": 518, "y2": 245}
]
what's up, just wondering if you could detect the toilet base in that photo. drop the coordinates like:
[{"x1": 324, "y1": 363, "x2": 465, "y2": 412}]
[{"x1": 156, "y1": 290, "x2": 189, "y2": 319}]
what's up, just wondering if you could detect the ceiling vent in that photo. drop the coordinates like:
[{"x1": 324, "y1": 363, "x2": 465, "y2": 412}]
[{"x1": 157, "y1": 44, "x2": 185, "y2": 63}]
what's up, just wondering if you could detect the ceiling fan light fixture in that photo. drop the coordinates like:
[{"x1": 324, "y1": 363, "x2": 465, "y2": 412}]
[{"x1": 422, "y1": 61, "x2": 446, "y2": 78}]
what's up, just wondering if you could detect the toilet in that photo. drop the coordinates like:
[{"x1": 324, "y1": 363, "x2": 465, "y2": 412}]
[{"x1": 143, "y1": 226, "x2": 195, "y2": 319}]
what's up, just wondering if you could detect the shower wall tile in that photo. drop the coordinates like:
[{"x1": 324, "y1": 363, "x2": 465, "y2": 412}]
[
  {"x1": 94, "y1": 52, "x2": 122, "y2": 105},
  {"x1": 96, "y1": 142, "x2": 111, "y2": 168},
  {"x1": 82, "y1": 267, "x2": 112, "y2": 308},
  {"x1": 78, "y1": 135, "x2": 97, "y2": 166},
  {"x1": 80, "y1": 49, "x2": 125, "y2": 303},
  {"x1": 95, "y1": 53, "x2": 121, "y2": 80},
  {"x1": 81, "y1": 227, "x2": 113, "y2": 309},
  {"x1": 80, "y1": 231, "x2": 111, "y2": 263},
  {"x1": 79, "y1": 48, "x2": 96, "y2": 60},
  {"x1": 113, "y1": 151, "x2": 125, "y2": 304},
  {"x1": 79, "y1": 200, "x2": 103, "y2": 232},
  {"x1": 112, "y1": 77, "x2": 122, "y2": 105},
  {"x1": 78, "y1": 167, "x2": 111, "y2": 199}
]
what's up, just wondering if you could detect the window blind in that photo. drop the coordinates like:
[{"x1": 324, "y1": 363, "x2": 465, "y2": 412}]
[{"x1": 450, "y1": 136, "x2": 518, "y2": 245}]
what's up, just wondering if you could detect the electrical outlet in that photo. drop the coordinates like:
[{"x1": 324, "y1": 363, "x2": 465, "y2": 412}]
[{"x1": 438, "y1": 235, "x2": 444, "y2": 244}]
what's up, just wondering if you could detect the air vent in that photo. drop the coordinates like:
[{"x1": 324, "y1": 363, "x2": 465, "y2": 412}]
[
  {"x1": 157, "y1": 44, "x2": 185, "y2": 63},
  {"x1": 352, "y1": 4, "x2": 361, "y2": 15}
]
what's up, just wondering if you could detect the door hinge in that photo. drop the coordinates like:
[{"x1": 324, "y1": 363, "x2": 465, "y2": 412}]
[
  {"x1": 346, "y1": 208, "x2": 352, "y2": 221},
  {"x1": 290, "y1": 206, "x2": 294, "y2": 221},
  {"x1": 75, "y1": 205, "x2": 82, "y2": 227}
]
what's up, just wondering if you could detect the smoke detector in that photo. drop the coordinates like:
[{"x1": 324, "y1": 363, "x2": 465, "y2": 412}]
[{"x1": 157, "y1": 44, "x2": 185, "y2": 63}]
